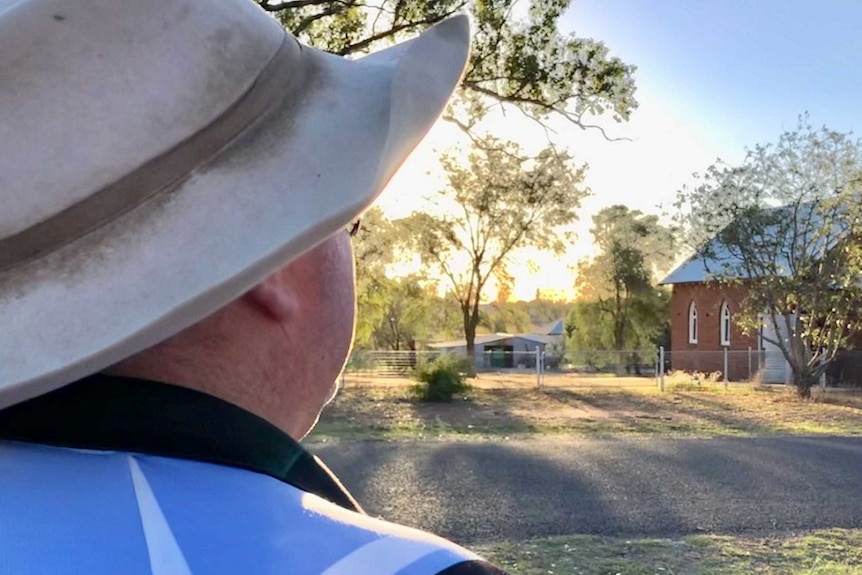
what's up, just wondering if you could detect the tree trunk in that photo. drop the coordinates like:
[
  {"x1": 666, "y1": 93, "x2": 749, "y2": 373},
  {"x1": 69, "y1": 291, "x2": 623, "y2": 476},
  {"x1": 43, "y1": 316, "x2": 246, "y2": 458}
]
[
  {"x1": 463, "y1": 307, "x2": 478, "y2": 376},
  {"x1": 791, "y1": 367, "x2": 816, "y2": 399},
  {"x1": 614, "y1": 318, "x2": 626, "y2": 375}
]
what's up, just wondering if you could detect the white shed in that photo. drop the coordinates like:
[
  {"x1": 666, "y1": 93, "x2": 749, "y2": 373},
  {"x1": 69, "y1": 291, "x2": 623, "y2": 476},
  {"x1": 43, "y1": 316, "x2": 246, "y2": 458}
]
[
  {"x1": 428, "y1": 333, "x2": 553, "y2": 369},
  {"x1": 760, "y1": 314, "x2": 794, "y2": 384}
]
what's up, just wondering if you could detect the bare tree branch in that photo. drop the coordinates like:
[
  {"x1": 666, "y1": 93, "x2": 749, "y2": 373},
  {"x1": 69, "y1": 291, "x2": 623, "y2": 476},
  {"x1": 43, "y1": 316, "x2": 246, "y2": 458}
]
[
  {"x1": 335, "y1": 4, "x2": 466, "y2": 55},
  {"x1": 294, "y1": 4, "x2": 349, "y2": 34},
  {"x1": 463, "y1": 83, "x2": 632, "y2": 142}
]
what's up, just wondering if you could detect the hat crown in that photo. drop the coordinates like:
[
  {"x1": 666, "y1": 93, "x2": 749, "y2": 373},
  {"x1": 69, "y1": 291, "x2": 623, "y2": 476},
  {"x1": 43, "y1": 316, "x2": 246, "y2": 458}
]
[
  {"x1": 0, "y1": 0, "x2": 285, "y2": 239},
  {"x1": 0, "y1": 5, "x2": 469, "y2": 409}
]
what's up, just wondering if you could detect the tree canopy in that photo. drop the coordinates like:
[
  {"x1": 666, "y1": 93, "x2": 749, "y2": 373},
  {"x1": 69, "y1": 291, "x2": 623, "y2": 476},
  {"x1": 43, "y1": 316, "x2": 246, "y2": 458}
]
[
  {"x1": 352, "y1": 206, "x2": 397, "y2": 348},
  {"x1": 352, "y1": 207, "x2": 464, "y2": 349},
  {"x1": 407, "y1": 135, "x2": 588, "y2": 357},
  {"x1": 569, "y1": 205, "x2": 673, "y2": 357},
  {"x1": 674, "y1": 119, "x2": 862, "y2": 397},
  {"x1": 260, "y1": 0, "x2": 637, "y2": 135}
]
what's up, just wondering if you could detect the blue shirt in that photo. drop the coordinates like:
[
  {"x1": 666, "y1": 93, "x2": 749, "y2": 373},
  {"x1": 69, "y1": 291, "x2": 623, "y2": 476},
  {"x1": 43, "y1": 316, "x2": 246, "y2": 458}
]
[{"x1": 0, "y1": 376, "x2": 508, "y2": 575}]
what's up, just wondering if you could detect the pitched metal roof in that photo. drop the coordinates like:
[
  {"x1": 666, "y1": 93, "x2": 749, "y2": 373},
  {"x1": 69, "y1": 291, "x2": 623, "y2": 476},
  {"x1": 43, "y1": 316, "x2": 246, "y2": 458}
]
[
  {"x1": 661, "y1": 202, "x2": 845, "y2": 285},
  {"x1": 428, "y1": 332, "x2": 557, "y2": 349},
  {"x1": 534, "y1": 318, "x2": 565, "y2": 336}
]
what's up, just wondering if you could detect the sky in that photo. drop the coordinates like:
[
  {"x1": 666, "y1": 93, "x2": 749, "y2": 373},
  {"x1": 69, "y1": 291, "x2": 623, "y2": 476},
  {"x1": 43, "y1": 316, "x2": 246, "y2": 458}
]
[{"x1": 376, "y1": 1, "x2": 862, "y2": 301}]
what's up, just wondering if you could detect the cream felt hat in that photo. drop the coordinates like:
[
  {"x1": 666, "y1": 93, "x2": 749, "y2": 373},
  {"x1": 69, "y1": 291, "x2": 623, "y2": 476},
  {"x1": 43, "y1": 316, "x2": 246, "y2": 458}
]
[{"x1": 0, "y1": 0, "x2": 470, "y2": 408}]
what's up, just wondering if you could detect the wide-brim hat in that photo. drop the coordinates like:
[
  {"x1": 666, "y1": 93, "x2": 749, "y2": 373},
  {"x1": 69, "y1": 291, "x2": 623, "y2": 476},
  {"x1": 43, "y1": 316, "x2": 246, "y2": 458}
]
[{"x1": 0, "y1": 0, "x2": 470, "y2": 408}]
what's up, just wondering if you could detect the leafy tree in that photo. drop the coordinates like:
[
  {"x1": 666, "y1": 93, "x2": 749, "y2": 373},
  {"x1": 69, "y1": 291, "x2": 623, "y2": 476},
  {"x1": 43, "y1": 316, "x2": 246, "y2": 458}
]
[
  {"x1": 427, "y1": 291, "x2": 469, "y2": 342},
  {"x1": 588, "y1": 205, "x2": 676, "y2": 278},
  {"x1": 528, "y1": 291, "x2": 574, "y2": 324},
  {"x1": 566, "y1": 300, "x2": 608, "y2": 347},
  {"x1": 352, "y1": 206, "x2": 395, "y2": 348},
  {"x1": 565, "y1": 290, "x2": 668, "y2": 374},
  {"x1": 352, "y1": 208, "x2": 452, "y2": 349},
  {"x1": 478, "y1": 302, "x2": 533, "y2": 334},
  {"x1": 369, "y1": 275, "x2": 436, "y2": 350},
  {"x1": 674, "y1": 119, "x2": 862, "y2": 398},
  {"x1": 407, "y1": 136, "x2": 588, "y2": 359},
  {"x1": 259, "y1": 0, "x2": 638, "y2": 135},
  {"x1": 572, "y1": 206, "x2": 674, "y2": 354}
]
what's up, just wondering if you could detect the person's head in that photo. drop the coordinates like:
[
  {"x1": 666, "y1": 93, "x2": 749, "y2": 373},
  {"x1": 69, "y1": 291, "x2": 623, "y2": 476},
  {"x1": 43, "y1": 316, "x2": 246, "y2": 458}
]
[
  {"x1": 109, "y1": 230, "x2": 356, "y2": 439},
  {"x1": 0, "y1": 0, "x2": 470, "y2": 432}
]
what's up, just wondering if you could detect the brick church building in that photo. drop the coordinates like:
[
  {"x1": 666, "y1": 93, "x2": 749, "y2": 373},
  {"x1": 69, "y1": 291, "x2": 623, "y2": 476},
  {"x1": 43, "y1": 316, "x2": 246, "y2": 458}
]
[
  {"x1": 662, "y1": 255, "x2": 862, "y2": 384},
  {"x1": 660, "y1": 270, "x2": 762, "y2": 381}
]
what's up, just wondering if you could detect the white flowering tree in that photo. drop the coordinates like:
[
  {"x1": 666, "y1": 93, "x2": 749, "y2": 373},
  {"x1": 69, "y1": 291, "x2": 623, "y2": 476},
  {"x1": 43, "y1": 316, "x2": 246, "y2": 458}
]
[{"x1": 674, "y1": 119, "x2": 862, "y2": 397}]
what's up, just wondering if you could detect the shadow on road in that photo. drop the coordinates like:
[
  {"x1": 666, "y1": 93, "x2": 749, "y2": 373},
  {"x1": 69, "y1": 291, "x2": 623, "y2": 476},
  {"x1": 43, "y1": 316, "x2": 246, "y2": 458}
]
[{"x1": 314, "y1": 437, "x2": 862, "y2": 545}]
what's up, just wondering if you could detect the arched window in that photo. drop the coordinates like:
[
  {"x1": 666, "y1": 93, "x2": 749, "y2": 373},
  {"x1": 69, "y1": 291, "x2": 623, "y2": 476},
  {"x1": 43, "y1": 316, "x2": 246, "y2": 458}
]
[
  {"x1": 720, "y1": 301, "x2": 731, "y2": 347},
  {"x1": 688, "y1": 301, "x2": 698, "y2": 344}
]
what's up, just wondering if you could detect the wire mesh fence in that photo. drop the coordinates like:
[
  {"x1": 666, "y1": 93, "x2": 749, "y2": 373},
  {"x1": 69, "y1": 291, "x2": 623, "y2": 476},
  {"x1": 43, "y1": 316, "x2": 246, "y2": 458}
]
[
  {"x1": 665, "y1": 349, "x2": 764, "y2": 382},
  {"x1": 345, "y1": 350, "x2": 430, "y2": 376},
  {"x1": 344, "y1": 349, "x2": 544, "y2": 375},
  {"x1": 551, "y1": 350, "x2": 658, "y2": 376},
  {"x1": 340, "y1": 348, "x2": 659, "y2": 389},
  {"x1": 663, "y1": 348, "x2": 862, "y2": 386},
  {"x1": 340, "y1": 347, "x2": 862, "y2": 389}
]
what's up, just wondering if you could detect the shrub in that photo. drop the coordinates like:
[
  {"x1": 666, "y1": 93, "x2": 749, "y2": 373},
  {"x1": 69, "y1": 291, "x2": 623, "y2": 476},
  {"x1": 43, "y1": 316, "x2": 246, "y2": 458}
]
[
  {"x1": 410, "y1": 355, "x2": 472, "y2": 402},
  {"x1": 666, "y1": 369, "x2": 723, "y2": 392}
]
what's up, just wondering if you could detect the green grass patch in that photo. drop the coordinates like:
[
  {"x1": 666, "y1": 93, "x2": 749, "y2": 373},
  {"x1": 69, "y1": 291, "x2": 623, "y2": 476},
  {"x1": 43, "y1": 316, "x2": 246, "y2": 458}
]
[{"x1": 474, "y1": 529, "x2": 862, "y2": 574}]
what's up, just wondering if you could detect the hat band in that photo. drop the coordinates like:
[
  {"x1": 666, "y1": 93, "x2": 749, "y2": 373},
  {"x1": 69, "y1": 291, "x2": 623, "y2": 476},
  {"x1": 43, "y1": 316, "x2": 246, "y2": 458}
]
[{"x1": 0, "y1": 35, "x2": 301, "y2": 272}]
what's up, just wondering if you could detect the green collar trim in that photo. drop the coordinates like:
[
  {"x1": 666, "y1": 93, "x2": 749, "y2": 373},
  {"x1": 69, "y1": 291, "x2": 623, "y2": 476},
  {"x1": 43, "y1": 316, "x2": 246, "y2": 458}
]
[{"x1": 0, "y1": 374, "x2": 362, "y2": 513}]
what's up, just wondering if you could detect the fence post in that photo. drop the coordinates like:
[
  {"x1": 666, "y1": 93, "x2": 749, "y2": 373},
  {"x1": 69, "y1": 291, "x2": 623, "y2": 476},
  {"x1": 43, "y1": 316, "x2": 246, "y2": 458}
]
[
  {"x1": 748, "y1": 346, "x2": 752, "y2": 381},
  {"x1": 541, "y1": 351, "x2": 547, "y2": 388},
  {"x1": 723, "y1": 347, "x2": 729, "y2": 389},
  {"x1": 535, "y1": 345, "x2": 542, "y2": 389},
  {"x1": 659, "y1": 346, "x2": 665, "y2": 392}
]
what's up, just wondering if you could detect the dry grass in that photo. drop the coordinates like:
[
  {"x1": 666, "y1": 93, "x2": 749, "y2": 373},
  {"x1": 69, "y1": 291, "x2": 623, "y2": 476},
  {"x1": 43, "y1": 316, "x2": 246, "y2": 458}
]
[
  {"x1": 308, "y1": 376, "x2": 862, "y2": 441},
  {"x1": 476, "y1": 528, "x2": 862, "y2": 575}
]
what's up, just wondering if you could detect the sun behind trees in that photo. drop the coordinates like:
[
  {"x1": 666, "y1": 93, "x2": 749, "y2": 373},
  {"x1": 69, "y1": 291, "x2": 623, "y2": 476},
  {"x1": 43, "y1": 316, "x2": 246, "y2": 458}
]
[
  {"x1": 281, "y1": 0, "x2": 641, "y2": 358},
  {"x1": 403, "y1": 136, "x2": 588, "y2": 360},
  {"x1": 351, "y1": 206, "x2": 463, "y2": 350}
]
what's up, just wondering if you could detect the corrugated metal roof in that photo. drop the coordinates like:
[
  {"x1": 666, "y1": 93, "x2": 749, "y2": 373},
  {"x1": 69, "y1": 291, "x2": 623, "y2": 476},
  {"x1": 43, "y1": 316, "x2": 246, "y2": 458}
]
[
  {"x1": 534, "y1": 318, "x2": 565, "y2": 336},
  {"x1": 659, "y1": 255, "x2": 719, "y2": 285},
  {"x1": 428, "y1": 332, "x2": 557, "y2": 349},
  {"x1": 428, "y1": 333, "x2": 512, "y2": 348},
  {"x1": 661, "y1": 202, "x2": 845, "y2": 285}
]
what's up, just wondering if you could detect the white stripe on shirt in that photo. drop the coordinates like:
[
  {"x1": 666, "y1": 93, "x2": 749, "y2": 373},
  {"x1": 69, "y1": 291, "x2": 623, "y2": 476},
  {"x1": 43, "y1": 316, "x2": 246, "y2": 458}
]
[{"x1": 128, "y1": 456, "x2": 193, "y2": 575}]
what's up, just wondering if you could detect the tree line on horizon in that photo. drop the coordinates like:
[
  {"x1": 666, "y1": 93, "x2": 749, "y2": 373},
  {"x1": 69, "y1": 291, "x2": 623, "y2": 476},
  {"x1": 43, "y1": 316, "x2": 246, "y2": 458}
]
[{"x1": 353, "y1": 199, "x2": 677, "y2": 357}]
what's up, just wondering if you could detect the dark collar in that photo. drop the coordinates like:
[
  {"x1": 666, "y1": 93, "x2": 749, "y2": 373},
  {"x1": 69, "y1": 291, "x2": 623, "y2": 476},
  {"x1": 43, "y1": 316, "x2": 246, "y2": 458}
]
[{"x1": 0, "y1": 374, "x2": 363, "y2": 514}]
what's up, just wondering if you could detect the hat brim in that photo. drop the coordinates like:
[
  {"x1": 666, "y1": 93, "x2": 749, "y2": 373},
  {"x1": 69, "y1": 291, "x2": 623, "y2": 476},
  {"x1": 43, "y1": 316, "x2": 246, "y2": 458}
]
[{"x1": 0, "y1": 15, "x2": 470, "y2": 408}]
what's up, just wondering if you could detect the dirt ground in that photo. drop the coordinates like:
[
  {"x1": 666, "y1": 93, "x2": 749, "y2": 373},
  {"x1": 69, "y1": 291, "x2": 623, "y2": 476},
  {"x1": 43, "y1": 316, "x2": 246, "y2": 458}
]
[{"x1": 311, "y1": 374, "x2": 862, "y2": 440}]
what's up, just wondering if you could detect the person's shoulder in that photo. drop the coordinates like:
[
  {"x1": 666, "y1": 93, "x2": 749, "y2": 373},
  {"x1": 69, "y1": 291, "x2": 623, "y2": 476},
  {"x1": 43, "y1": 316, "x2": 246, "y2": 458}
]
[
  {"x1": 434, "y1": 559, "x2": 511, "y2": 574},
  {"x1": 299, "y1": 491, "x2": 511, "y2": 574}
]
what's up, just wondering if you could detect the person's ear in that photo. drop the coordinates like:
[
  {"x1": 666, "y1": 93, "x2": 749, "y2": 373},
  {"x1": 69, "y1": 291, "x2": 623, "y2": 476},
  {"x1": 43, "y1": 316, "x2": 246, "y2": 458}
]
[{"x1": 247, "y1": 272, "x2": 297, "y2": 321}]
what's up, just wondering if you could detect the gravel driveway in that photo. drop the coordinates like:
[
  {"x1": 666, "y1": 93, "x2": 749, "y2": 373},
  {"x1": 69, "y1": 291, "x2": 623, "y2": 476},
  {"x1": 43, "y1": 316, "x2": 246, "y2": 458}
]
[{"x1": 313, "y1": 436, "x2": 862, "y2": 544}]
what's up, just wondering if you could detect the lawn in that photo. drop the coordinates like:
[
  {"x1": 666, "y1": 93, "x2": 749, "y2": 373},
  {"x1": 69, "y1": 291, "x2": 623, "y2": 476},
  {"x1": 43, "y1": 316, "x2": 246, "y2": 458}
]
[
  {"x1": 475, "y1": 529, "x2": 862, "y2": 575},
  {"x1": 308, "y1": 379, "x2": 862, "y2": 441}
]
